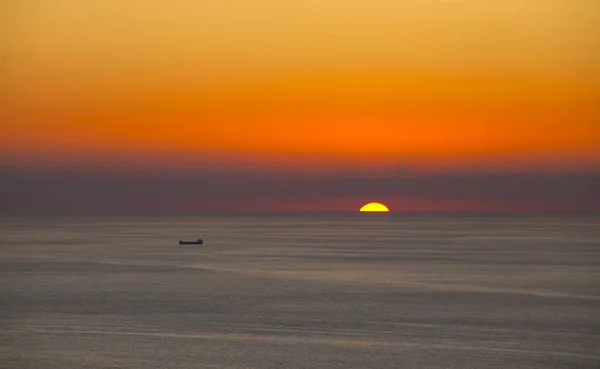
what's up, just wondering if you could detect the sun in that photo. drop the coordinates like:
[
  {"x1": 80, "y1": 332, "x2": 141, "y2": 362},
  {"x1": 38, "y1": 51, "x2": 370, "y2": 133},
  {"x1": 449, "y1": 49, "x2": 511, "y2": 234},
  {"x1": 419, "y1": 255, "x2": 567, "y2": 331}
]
[{"x1": 359, "y1": 202, "x2": 390, "y2": 212}]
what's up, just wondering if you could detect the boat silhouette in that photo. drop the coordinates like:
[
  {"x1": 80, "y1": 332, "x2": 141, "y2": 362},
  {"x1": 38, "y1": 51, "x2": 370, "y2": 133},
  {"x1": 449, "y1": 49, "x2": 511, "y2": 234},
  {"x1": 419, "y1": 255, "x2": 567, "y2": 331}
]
[{"x1": 179, "y1": 239, "x2": 203, "y2": 245}]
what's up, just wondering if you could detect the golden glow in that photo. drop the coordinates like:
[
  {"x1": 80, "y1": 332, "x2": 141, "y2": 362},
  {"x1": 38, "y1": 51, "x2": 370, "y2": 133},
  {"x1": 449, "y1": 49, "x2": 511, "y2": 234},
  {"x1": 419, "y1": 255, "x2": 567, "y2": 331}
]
[
  {"x1": 2, "y1": 0, "x2": 599, "y2": 170},
  {"x1": 360, "y1": 202, "x2": 390, "y2": 212}
]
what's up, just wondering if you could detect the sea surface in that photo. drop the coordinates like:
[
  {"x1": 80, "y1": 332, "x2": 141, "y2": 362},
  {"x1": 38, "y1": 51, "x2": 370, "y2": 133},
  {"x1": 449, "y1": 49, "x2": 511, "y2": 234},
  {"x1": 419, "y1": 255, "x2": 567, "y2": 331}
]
[{"x1": 1, "y1": 214, "x2": 599, "y2": 368}]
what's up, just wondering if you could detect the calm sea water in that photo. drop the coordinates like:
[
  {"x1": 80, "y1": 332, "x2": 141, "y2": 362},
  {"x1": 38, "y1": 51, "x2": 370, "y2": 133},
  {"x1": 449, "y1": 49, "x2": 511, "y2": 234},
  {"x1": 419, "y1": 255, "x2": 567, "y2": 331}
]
[{"x1": 1, "y1": 214, "x2": 599, "y2": 368}]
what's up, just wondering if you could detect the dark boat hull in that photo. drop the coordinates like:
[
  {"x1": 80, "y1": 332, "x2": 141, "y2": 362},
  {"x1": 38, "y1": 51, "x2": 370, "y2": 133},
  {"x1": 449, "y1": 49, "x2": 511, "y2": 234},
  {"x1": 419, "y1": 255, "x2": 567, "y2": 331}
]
[{"x1": 179, "y1": 240, "x2": 203, "y2": 245}]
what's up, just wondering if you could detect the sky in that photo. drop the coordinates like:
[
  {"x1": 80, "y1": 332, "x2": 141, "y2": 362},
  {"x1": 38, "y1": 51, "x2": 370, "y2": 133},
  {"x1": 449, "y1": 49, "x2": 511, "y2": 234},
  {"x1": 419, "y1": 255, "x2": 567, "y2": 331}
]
[{"x1": 1, "y1": 0, "x2": 599, "y2": 213}]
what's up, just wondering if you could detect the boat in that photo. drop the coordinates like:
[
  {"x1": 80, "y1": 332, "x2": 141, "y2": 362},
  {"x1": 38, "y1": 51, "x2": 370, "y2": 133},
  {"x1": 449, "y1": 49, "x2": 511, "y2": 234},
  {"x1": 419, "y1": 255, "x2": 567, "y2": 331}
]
[{"x1": 179, "y1": 239, "x2": 203, "y2": 245}]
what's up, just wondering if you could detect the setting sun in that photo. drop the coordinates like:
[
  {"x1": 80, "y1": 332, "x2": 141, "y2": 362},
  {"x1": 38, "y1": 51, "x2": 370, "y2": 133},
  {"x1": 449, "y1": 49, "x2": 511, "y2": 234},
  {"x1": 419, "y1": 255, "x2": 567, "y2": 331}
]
[{"x1": 359, "y1": 202, "x2": 390, "y2": 212}]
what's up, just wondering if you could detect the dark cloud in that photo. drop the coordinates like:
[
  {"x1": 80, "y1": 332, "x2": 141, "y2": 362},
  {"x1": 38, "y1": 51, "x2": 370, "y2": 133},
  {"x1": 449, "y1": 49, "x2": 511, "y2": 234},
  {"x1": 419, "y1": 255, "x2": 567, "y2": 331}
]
[{"x1": 1, "y1": 166, "x2": 599, "y2": 214}]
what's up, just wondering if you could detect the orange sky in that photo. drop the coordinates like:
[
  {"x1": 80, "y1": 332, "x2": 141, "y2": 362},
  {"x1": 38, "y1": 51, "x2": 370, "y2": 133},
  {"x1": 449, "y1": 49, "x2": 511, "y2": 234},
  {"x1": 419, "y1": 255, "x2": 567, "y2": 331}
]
[{"x1": 2, "y1": 0, "x2": 599, "y2": 173}]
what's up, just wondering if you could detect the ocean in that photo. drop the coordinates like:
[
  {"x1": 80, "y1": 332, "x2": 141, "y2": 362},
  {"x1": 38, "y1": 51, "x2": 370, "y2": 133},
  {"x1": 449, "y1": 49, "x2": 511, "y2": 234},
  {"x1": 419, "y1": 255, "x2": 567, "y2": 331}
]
[{"x1": 1, "y1": 214, "x2": 599, "y2": 368}]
